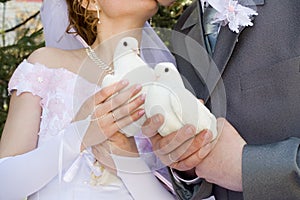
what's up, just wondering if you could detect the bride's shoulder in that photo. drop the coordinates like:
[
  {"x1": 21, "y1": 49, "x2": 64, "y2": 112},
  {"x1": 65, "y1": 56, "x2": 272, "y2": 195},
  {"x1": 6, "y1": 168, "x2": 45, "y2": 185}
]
[{"x1": 27, "y1": 47, "x2": 84, "y2": 70}]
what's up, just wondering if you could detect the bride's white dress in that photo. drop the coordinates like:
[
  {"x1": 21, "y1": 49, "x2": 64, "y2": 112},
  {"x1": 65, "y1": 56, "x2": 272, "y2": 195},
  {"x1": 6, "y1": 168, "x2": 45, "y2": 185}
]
[
  {"x1": 0, "y1": 59, "x2": 175, "y2": 200},
  {"x1": 0, "y1": 1, "x2": 177, "y2": 198},
  {"x1": 7, "y1": 60, "x2": 135, "y2": 199}
]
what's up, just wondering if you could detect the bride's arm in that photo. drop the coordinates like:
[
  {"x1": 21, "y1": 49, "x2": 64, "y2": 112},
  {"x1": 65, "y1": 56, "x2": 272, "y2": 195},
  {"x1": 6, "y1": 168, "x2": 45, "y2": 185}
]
[
  {"x1": 0, "y1": 79, "x2": 144, "y2": 199},
  {"x1": 0, "y1": 92, "x2": 89, "y2": 199},
  {"x1": 0, "y1": 92, "x2": 41, "y2": 158}
]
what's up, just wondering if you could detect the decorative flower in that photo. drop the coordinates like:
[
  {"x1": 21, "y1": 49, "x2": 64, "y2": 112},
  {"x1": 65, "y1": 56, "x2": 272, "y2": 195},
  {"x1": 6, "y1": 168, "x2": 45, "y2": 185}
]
[
  {"x1": 208, "y1": 0, "x2": 258, "y2": 33},
  {"x1": 27, "y1": 63, "x2": 52, "y2": 96}
]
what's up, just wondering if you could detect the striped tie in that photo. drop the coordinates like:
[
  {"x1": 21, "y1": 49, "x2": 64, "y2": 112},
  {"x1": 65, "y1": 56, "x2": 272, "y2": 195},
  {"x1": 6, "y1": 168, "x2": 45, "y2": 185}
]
[{"x1": 203, "y1": 5, "x2": 220, "y2": 55}]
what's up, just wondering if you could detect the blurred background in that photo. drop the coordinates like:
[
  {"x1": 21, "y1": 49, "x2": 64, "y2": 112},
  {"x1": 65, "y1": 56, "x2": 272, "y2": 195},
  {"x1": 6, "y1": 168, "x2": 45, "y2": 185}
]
[{"x1": 0, "y1": 0, "x2": 193, "y2": 137}]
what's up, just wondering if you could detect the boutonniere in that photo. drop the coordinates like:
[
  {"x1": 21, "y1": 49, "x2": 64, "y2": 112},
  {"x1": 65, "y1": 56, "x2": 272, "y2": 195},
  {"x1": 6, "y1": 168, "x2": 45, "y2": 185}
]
[{"x1": 205, "y1": 0, "x2": 258, "y2": 33}]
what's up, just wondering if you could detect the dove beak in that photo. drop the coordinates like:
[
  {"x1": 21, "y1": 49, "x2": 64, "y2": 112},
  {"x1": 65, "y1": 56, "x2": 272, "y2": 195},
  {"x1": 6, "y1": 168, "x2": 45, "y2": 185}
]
[
  {"x1": 134, "y1": 48, "x2": 140, "y2": 56},
  {"x1": 154, "y1": 71, "x2": 161, "y2": 80}
]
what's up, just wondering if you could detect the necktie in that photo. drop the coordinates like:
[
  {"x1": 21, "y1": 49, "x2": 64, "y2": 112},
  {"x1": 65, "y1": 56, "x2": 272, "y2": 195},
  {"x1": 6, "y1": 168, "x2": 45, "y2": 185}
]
[{"x1": 203, "y1": 5, "x2": 220, "y2": 55}]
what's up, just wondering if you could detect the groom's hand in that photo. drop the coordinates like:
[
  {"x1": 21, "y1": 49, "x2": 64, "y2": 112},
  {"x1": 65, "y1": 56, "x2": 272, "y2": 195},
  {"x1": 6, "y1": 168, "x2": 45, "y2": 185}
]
[
  {"x1": 141, "y1": 114, "x2": 214, "y2": 171},
  {"x1": 194, "y1": 118, "x2": 246, "y2": 191}
]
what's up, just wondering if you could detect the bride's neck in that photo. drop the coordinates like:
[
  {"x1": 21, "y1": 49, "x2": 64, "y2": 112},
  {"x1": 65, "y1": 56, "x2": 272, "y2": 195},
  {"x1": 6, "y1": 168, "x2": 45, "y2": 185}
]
[
  {"x1": 92, "y1": 18, "x2": 145, "y2": 47},
  {"x1": 90, "y1": 18, "x2": 145, "y2": 65}
]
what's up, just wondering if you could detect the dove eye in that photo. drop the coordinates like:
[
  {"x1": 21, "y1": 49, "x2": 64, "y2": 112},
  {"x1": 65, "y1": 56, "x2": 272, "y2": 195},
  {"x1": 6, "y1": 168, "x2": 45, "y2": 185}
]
[
  {"x1": 123, "y1": 42, "x2": 128, "y2": 47},
  {"x1": 165, "y1": 68, "x2": 169, "y2": 73}
]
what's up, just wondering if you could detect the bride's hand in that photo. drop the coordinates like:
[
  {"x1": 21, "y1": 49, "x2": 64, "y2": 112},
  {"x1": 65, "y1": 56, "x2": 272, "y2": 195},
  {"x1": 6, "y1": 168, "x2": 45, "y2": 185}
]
[
  {"x1": 75, "y1": 80, "x2": 145, "y2": 150},
  {"x1": 91, "y1": 132, "x2": 139, "y2": 173}
]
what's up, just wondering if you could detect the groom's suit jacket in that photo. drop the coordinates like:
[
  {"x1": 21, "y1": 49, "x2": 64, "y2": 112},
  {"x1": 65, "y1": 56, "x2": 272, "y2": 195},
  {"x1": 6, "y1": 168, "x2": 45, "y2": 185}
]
[{"x1": 171, "y1": 0, "x2": 300, "y2": 199}]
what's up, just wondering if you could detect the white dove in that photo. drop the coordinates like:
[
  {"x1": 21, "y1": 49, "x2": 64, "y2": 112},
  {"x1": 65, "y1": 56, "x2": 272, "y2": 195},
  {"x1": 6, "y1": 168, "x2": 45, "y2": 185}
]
[
  {"x1": 102, "y1": 37, "x2": 155, "y2": 137},
  {"x1": 144, "y1": 62, "x2": 218, "y2": 139},
  {"x1": 102, "y1": 37, "x2": 155, "y2": 87}
]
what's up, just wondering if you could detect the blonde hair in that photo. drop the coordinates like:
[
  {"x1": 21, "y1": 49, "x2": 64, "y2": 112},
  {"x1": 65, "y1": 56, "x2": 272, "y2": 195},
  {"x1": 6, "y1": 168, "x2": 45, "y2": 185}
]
[{"x1": 65, "y1": 0, "x2": 98, "y2": 45}]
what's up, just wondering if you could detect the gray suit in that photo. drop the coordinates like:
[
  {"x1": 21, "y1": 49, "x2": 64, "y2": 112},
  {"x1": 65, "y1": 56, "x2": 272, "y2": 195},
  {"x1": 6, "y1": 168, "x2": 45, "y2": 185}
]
[{"x1": 170, "y1": 0, "x2": 300, "y2": 199}]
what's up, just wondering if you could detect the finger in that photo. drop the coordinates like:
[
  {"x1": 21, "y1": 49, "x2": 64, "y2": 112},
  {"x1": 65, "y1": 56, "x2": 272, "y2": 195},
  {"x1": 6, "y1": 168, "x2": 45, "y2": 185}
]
[
  {"x1": 168, "y1": 130, "x2": 212, "y2": 163},
  {"x1": 157, "y1": 136, "x2": 196, "y2": 166},
  {"x1": 94, "y1": 84, "x2": 142, "y2": 117},
  {"x1": 153, "y1": 125, "x2": 196, "y2": 156},
  {"x1": 90, "y1": 112, "x2": 114, "y2": 126},
  {"x1": 89, "y1": 108, "x2": 145, "y2": 146},
  {"x1": 109, "y1": 84, "x2": 142, "y2": 110},
  {"x1": 172, "y1": 141, "x2": 214, "y2": 171},
  {"x1": 93, "y1": 80, "x2": 129, "y2": 105},
  {"x1": 199, "y1": 99, "x2": 204, "y2": 104},
  {"x1": 158, "y1": 130, "x2": 211, "y2": 166},
  {"x1": 92, "y1": 93, "x2": 145, "y2": 125},
  {"x1": 92, "y1": 143, "x2": 116, "y2": 172},
  {"x1": 108, "y1": 135, "x2": 139, "y2": 157},
  {"x1": 112, "y1": 93, "x2": 146, "y2": 121},
  {"x1": 108, "y1": 109, "x2": 145, "y2": 136},
  {"x1": 81, "y1": 121, "x2": 111, "y2": 147},
  {"x1": 141, "y1": 114, "x2": 164, "y2": 137}
]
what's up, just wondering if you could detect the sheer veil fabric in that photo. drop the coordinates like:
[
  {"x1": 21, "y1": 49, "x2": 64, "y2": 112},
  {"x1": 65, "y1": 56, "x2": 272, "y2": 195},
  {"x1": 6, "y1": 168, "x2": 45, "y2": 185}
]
[
  {"x1": 40, "y1": 0, "x2": 176, "y2": 65},
  {"x1": 40, "y1": 0, "x2": 176, "y2": 174},
  {"x1": 40, "y1": 0, "x2": 83, "y2": 49},
  {"x1": 38, "y1": 0, "x2": 176, "y2": 199}
]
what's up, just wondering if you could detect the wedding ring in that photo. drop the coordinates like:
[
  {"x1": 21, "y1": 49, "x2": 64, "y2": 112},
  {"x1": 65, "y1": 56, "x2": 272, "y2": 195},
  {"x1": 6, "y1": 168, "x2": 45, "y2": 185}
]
[
  {"x1": 90, "y1": 113, "x2": 107, "y2": 121},
  {"x1": 168, "y1": 153, "x2": 177, "y2": 163},
  {"x1": 111, "y1": 111, "x2": 117, "y2": 121}
]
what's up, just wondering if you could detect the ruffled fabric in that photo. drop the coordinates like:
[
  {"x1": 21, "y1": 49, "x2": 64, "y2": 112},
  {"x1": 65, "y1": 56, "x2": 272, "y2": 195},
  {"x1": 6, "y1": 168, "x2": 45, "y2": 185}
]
[
  {"x1": 8, "y1": 60, "x2": 99, "y2": 143},
  {"x1": 7, "y1": 60, "x2": 173, "y2": 198},
  {"x1": 9, "y1": 60, "x2": 52, "y2": 97}
]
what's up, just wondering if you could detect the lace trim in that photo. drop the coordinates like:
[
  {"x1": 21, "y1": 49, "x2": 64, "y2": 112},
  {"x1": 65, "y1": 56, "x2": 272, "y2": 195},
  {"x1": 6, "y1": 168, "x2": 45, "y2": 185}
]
[{"x1": 8, "y1": 60, "x2": 77, "y2": 97}]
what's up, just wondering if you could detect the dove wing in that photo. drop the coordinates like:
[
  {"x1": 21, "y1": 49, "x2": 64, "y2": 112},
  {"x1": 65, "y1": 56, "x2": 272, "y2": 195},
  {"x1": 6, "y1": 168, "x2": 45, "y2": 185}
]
[
  {"x1": 114, "y1": 54, "x2": 148, "y2": 76},
  {"x1": 170, "y1": 88, "x2": 218, "y2": 138},
  {"x1": 101, "y1": 74, "x2": 117, "y2": 87},
  {"x1": 120, "y1": 66, "x2": 155, "y2": 87},
  {"x1": 169, "y1": 88, "x2": 200, "y2": 127}
]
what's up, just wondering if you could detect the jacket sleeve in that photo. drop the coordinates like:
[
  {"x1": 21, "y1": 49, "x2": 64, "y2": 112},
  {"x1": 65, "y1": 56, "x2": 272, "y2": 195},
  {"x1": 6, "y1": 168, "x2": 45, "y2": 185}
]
[
  {"x1": 0, "y1": 118, "x2": 89, "y2": 199},
  {"x1": 242, "y1": 137, "x2": 300, "y2": 199}
]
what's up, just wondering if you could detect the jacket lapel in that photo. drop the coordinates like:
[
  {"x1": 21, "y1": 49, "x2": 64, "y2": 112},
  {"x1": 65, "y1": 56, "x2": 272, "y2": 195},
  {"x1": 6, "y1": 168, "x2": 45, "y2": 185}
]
[
  {"x1": 180, "y1": 1, "x2": 205, "y2": 46},
  {"x1": 180, "y1": 1, "x2": 213, "y2": 88},
  {"x1": 213, "y1": 26, "x2": 242, "y2": 74},
  {"x1": 213, "y1": 0, "x2": 265, "y2": 72},
  {"x1": 179, "y1": 0, "x2": 264, "y2": 101},
  {"x1": 209, "y1": 0, "x2": 264, "y2": 99}
]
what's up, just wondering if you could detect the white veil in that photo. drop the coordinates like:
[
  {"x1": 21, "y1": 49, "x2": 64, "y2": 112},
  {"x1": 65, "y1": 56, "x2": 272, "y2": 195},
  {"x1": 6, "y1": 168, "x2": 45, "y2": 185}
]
[
  {"x1": 40, "y1": 0, "x2": 175, "y2": 182},
  {"x1": 40, "y1": 0, "x2": 175, "y2": 65},
  {"x1": 40, "y1": 0, "x2": 84, "y2": 50}
]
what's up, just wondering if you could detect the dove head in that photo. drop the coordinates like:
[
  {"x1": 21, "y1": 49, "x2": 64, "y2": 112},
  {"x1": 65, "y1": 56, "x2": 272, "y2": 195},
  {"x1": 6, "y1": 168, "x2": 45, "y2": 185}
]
[
  {"x1": 114, "y1": 37, "x2": 140, "y2": 60},
  {"x1": 154, "y1": 62, "x2": 184, "y2": 88}
]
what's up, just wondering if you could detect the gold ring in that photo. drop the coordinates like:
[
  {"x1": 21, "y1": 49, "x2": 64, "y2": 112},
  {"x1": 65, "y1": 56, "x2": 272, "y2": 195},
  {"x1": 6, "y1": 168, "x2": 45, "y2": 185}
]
[
  {"x1": 168, "y1": 153, "x2": 177, "y2": 163},
  {"x1": 111, "y1": 112, "x2": 117, "y2": 121}
]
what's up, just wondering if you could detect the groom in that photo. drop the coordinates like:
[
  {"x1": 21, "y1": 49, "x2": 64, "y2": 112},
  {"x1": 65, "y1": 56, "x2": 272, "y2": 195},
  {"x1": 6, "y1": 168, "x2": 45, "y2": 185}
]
[{"x1": 142, "y1": 0, "x2": 300, "y2": 199}]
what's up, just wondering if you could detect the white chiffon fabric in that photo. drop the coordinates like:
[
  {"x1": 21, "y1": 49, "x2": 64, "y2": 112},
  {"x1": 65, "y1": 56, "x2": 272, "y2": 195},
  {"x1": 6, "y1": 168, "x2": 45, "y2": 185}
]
[
  {"x1": 40, "y1": 0, "x2": 176, "y2": 65},
  {"x1": 0, "y1": 1, "x2": 177, "y2": 199},
  {"x1": 40, "y1": 0, "x2": 84, "y2": 50},
  {"x1": 1, "y1": 61, "x2": 131, "y2": 199},
  {"x1": 0, "y1": 60, "x2": 174, "y2": 199}
]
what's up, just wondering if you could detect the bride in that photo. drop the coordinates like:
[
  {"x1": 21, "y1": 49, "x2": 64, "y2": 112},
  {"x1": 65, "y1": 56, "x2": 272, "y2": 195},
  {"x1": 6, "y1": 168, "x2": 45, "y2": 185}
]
[{"x1": 0, "y1": 0, "x2": 175, "y2": 199}]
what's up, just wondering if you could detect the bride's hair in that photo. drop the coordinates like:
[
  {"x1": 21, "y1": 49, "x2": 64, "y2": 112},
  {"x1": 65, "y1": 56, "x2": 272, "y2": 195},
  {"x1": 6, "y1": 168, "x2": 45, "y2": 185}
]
[{"x1": 65, "y1": 0, "x2": 98, "y2": 46}]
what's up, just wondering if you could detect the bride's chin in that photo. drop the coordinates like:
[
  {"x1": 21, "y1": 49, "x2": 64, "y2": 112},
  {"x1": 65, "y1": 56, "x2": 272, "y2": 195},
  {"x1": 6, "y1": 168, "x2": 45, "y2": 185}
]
[
  {"x1": 144, "y1": 3, "x2": 159, "y2": 18},
  {"x1": 156, "y1": 0, "x2": 175, "y2": 6}
]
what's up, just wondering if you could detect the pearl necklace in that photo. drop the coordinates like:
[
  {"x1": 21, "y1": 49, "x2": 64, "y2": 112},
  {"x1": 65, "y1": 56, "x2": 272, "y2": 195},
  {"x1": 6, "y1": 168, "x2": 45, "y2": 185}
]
[{"x1": 85, "y1": 46, "x2": 114, "y2": 75}]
